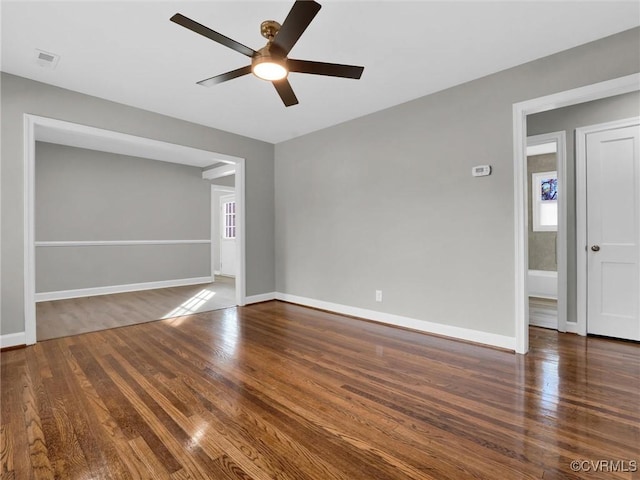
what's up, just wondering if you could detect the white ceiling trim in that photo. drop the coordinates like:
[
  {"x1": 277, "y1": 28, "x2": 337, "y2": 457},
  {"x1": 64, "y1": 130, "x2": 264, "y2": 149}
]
[
  {"x1": 202, "y1": 163, "x2": 236, "y2": 180},
  {"x1": 34, "y1": 116, "x2": 242, "y2": 168}
]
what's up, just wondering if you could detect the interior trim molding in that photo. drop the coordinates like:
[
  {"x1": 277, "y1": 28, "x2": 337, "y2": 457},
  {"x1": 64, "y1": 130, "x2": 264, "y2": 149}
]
[
  {"x1": 35, "y1": 240, "x2": 211, "y2": 247},
  {"x1": 24, "y1": 114, "x2": 248, "y2": 345},
  {"x1": 528, "y1": 269, "x2": 558, "y2": 300},
  {"x1": 565, "y1": 322, "x2": 579, "y2": 334},
  {"x1": 245, "y1": 292, "x2": 277, "y2": 304},
  {"x1": 275, "y1": 292, "x2": 516, "y2": 351},
  {"x1": 512, "y1": 72, "x2": 640, "y2": 354},
  {"x1": 35, "y1": 276, "x2": 213, "y2": 302},
  {"x1": 529, "y1": 317, "x2": 557, "y2": 330},
  {"x1": 0, "y1": 332, "x2": 26, "y2": 349},
  {"x1": 211, "y1": 186, "x2": 235, "y2": 194},
  {"x1": 203, "y1": 164, "x2": 236, "y2": 180}
]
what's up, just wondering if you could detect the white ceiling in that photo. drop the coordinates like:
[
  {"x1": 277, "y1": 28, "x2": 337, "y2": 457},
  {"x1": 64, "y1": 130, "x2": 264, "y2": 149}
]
[{"x1": 2, "y1": 1, "x2": 639, "y2": 144}]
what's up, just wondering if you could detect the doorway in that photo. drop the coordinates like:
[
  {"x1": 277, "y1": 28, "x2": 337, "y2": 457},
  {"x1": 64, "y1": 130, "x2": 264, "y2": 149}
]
[
  {"x1": 219, "y1": 193, "x2": 237, "y2": 277},
  {"x1": 526, "y1": 132, "x2": 566, "y2": 332},
  {"x1": 513, "y1": 73, "x2": 640, "y2": 354},
  {"x1": 23, "y1": 115, "x2": 247, "y2": 345}
]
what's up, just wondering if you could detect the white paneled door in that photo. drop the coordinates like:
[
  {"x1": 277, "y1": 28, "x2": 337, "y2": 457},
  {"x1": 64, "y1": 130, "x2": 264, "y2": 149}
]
[
  {"x1": 586, "y1": 122, "x2": 640, "y2": 340},
  {"x1": 220, "y1": 194, "x2": 236, "y2": 277}
]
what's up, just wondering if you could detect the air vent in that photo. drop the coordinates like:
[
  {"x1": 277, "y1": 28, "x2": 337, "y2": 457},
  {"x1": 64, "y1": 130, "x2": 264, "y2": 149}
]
[{"x1": 34, "y1": 49, "x2": 60, "y2": 69}]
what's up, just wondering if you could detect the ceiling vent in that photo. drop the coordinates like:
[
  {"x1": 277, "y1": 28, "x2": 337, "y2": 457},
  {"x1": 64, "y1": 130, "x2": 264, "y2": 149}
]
[{"x1": 34, "y1": 49, "x2": 60, "y2": 69}]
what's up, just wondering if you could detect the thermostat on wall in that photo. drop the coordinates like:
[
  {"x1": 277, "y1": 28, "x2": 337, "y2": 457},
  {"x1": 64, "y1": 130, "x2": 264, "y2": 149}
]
[{"x1": 472, "y1": 165, "x2": 491, "y2": 177}]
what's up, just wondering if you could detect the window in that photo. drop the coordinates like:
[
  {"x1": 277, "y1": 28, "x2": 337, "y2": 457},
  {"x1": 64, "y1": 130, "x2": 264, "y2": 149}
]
[
  {"x1": 222, "y1": 201, "x2": 236, "y2": 239},
  {"x1": 532, "y1": 171, "x2": 558, "y2": 231}
]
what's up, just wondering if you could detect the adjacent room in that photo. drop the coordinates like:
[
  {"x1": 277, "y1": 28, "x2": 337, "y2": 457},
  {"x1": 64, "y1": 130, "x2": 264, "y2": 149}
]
[
  {"x1": 1, "y1": 1, "x2": 639, "y2": 479},
  {"x1": 34, "y1": 141, "x2": 239, "y2": 340}
]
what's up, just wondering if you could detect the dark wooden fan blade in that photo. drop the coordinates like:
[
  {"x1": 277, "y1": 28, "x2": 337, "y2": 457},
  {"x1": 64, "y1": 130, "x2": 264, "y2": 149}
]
[
  {"x1": 170, "y1": 13, "x2": 256, "y2": 58},
  {"x1": 271, "y1": 0, "x2": 321, "y2": 56},
  {"x1": 197, "y1": 65, "x2": 252, "y2": 87},
  {"x1": 272, "y1": 79, "x2": 299, "y2": 107},
  {"x1": 287, "y1": 59, "x2": 364, "y2": 79}
]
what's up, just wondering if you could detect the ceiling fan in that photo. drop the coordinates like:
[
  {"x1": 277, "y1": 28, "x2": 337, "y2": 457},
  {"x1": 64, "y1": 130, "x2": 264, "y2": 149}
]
[{"x1": 170, "y1": 0, "x2": 364, "y2": 107}]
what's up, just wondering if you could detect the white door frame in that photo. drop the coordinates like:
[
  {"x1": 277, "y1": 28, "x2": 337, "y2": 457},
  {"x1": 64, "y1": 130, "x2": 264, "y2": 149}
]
[
  {"x1": 575, "y1": 116, "x2": 640, "y2": 336},
  {"x1": 211, "y1": 185, "x2": 235, "y2": 277},
  {"x1": 23, "y1": 114, "x2": 247, "y2": 345},
  {"x1": 203, "y1": 164, "x2": 245, "y2": 309},
  {"x1": 526, "y1": 131, "x2": 567, "y2": 333},
  {"x1": 512, "y1": 72, "x2": 640, "y2": 354},
  {"x1": 219, "y1": 192, "x2": 237, "y2": 277}
]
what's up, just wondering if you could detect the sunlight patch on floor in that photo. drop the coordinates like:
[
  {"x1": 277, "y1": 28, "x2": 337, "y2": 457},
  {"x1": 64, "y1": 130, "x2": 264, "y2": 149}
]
[{"x1": 163, "y1": 289, "x2": 216, "y2": 322}]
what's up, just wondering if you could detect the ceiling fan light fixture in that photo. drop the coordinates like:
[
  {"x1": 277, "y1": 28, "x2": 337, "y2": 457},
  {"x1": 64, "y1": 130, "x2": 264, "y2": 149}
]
[
  {"x1": 253, "y1": 60, "x2": 288, "y2": 81},
  {"x1": 252, "y1": 55, "x2": 288, "y2": 81}
]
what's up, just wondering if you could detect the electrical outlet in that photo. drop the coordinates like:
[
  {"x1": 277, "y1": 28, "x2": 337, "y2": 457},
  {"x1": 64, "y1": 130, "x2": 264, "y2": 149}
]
[{"x1": 375, "y1": 290, "x2": 383, "y2": 302}]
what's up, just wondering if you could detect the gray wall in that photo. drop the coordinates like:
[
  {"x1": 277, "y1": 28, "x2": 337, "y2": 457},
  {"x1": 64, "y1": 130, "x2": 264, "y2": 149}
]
[
  {"x1": 527, "y1": 153, "x2": 557, "y2": 272},
  {"x1": 35, "y1": 142, "x2": 211, "y2": 292},
  {"x1": 1, "y1": 73, "x2": 275, "y2": 336},
  {"x1": 275, "y1": 28, "x2": 640, "y2": 337},
  {"x1": 528, "y1": 89, "x2": 640, "y2": 323},
  {"x1": 211, "y1": 175, "x2": 235, "y2": 188}
]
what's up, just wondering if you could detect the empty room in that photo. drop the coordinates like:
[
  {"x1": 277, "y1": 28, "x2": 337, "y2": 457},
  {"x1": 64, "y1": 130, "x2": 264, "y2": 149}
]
[{"x1": 1, "y1": 1, "x2": 639, "y2": 479}]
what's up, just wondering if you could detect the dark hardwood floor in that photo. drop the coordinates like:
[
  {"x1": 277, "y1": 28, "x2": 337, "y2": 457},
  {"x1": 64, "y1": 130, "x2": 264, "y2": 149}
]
[{"x1": 1, "y1": 300, "x2": 639, "y2": 479}]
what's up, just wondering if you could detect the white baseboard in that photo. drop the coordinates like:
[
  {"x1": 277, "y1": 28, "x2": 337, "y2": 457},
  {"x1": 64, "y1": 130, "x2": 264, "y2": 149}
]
[
  {"x1": 275, "y1": 292, "x2": 516, "y2": 351},
  {"x1": 530, "y1": 318, "x2": 558, "y2": 330},
  {"x1": 529, "y1": 298, "x2": 558, "y2": 330},
  {"x1": 565, "y1": 322, "x2": 580, "y2": 334},
  {"x1": 1, "y1": 332, "x2": 26, "y2": 349},
  {"x1": 35, "y1": 276, "x2": 213, "y2": 302},
  {"x1": 528, "y1": 270, "x2": 558, "y2": 300},
  {"x1": 245, "y1": 292, "x2": 276, "y2": 304},
  {"x1": 36, "y1": 239, "x2": 211, "y2": 247}
]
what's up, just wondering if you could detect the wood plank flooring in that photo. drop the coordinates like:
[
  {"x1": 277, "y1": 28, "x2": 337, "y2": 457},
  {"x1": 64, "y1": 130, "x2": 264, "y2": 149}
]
[
  {"x1": 2, "y1": 300, "x2": 639, "y2": 479},
  {"x1": 36, "y1": 276, "x2": 235, "y2": 341}
]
